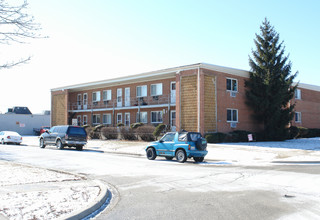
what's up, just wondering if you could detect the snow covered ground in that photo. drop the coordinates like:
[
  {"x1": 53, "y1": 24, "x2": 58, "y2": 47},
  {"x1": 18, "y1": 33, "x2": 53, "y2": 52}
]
[
  {"x1": 85, "y1": 137, "x2": 320, "y2": 165},
  {"x1": 1, "y1": 136, "x2": 319, "y2": 219},
  {"x1": 0, "y1": 161, "x2": 100, "y2": 220}
]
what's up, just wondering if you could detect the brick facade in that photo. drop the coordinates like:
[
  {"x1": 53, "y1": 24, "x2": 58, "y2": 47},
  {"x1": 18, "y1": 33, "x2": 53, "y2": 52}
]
[{"x1": 51, "y1": 63, "x2": 320, "y2": 134}]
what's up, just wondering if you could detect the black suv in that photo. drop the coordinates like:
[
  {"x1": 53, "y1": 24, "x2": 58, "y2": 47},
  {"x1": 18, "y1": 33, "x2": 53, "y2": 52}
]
[{"x1": 39, "y1": 125, "x2": 87, "y2": 151}]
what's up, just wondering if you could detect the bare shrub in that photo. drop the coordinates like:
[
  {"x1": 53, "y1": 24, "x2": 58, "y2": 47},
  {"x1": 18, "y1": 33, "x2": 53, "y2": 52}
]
[
  {"x1": 101, "y1": 127, "x2": 118, "y2": 140},
  {"x1": 120, "y1": 127, "x2": 137, "y2": 140},
  {"x1": 136, "y1": 125, "x2": 155, "y2": 141}
]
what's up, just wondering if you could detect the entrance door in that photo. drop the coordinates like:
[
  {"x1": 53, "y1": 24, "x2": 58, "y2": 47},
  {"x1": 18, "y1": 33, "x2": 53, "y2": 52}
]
[
  {"x1": 170, "y1": 82, "x2": 176, "y2": 104},
  {"x1": 117, "y1": 88, "x2": 122, "y2": 107},
  {"x1": 83, "y1": 93, "x2": 88, "y2": 109},
  {"x1": 125, "y1": 113, "x2": 130, "y2": 126},
  {"x1": 125, "y1": 88, "x2": 130, "y2": 107},
  {"x1": 171, "y1": 110, "x2": 176, "y2": 131},
  {"x1": 77, "y1": 94, "x2": 82, "y2": 110}
]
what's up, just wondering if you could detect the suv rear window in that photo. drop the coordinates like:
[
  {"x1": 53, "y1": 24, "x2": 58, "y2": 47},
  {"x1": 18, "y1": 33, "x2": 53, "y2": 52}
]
[
  {"x1": 188, "y1": 133, "x2": 202, "y2": 142},
  {"x1": 68, "y1": 127, "x2": 86, "y2": 136}
]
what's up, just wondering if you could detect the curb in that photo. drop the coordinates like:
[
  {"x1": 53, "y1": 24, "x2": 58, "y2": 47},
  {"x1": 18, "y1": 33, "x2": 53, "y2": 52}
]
[
  {"x1": 62, "y1": 180, "x2": 110, "y2": 220},
  {"x1": 0, "y1": 213, "x2": 8, "y2": 220}
]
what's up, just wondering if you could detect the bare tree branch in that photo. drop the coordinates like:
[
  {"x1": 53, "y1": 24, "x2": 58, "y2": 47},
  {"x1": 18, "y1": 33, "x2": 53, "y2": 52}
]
[
  {"x1": 0, "y1": 0, "x2": 44, "y2": 69},
  {"x1": 0, "y1": 56, "x2": 31, "y2": 69}
]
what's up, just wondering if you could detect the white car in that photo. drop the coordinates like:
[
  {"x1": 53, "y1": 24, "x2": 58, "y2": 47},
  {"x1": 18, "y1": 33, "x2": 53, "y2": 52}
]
[{"x1": 0, "y1": 131, "x2": 22, "y2": 145}]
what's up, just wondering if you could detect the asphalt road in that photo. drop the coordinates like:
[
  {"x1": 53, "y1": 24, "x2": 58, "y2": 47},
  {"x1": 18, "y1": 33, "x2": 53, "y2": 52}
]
[{"x1": 1, "y1": 144, "x2": 320, "y2": 220}]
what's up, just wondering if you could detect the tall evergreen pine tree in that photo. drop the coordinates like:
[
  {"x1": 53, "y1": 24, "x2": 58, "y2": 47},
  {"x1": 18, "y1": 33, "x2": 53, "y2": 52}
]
[{"x1": 245, "y1": 18, "x2": 298, "y2": 141}]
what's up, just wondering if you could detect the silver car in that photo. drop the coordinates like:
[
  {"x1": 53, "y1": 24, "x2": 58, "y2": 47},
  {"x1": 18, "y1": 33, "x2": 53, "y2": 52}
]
[{"x1": 0, "y1": 131, "x2": 22, "y2": 145}]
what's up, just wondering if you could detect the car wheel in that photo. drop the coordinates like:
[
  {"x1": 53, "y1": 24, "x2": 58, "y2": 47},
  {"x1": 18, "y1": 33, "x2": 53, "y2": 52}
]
[
  {"x1": 76, "y1": 146, "x2": 83, "y2": 151},
  {"x1": 165, "y1": 156, "x2": 173, "y2": 160},
  {"x1": 56, "y1": 140, "x2": 64, "y2": 150},
  {"x1": 1, "y1": 139, "x2": 6, "y2": 145},
  {"x1": 194, "y1": 157, "x2": 204, "y2": 162},
  {"x1": 39, "y1": 138, "x2": 46, "y2": 148},
  {"x1": 176, "y1": 149, "x2": 187, "y2": 163},
  {"x1": 146, "y1": 147, "x2": 156, "y2": 160}
]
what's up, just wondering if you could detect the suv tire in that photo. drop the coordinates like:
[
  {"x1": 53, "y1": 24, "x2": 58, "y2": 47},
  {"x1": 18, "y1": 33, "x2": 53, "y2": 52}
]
[
  {"x1": 76, "y1": 146, "x2": 83, "y2": 151},
  {"x1": 39, "y1": 138, "x2": 46, "y2": 148},
  {"x1": 56, "y1": 139, "x2": 64, "y2": 150},
  {"x1": 176, "y1": 149, "x2": 187, "y2": 163},
  {"x1": 146, "y1": 147, "x2": 156, "y2": 160}
]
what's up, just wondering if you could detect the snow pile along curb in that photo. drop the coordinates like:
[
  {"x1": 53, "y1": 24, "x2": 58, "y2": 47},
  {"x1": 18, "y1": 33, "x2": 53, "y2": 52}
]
[
  {"x1": 62, "y1": 180, "x2": 110, "y2": 220},
  {"x1": 0, "y1": 161, "x2": 110, "y2": 220}
]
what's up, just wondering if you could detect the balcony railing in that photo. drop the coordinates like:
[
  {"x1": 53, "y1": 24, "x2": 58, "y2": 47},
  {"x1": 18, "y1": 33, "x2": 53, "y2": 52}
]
[{"x1": 69, "y1": 95, "x2": 175, "y2": 111}]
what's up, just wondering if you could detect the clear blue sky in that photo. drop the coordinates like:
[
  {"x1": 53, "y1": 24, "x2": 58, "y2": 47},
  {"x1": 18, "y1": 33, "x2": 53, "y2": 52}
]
[{"x1": 1, "y1": 0, "x2": 319, "y2": 113}]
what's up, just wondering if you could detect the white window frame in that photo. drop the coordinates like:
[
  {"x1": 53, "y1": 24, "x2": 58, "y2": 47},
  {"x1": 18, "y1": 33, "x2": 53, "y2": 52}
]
[
  {"x1": 151, "y1": 111, "x2": 163, "y2": 123},
  {"x1": 295, "y1": 112, "x2": 301, "y2": 123},
  {"x1": 136, "y1": 85, "x2": 147, "y2": 97},
  {"x1": 103, "y1": 90, "x2": 112, "y2": 101},
  {"x1": 77, "y1": 115, "x2": 81, "y2": 126},
  {"x1": 103, "y1": 114, "x2": 112, "y2": 125},
  {"x1": 83, "y1": 115, "x2": 87, "y2": 125},
  {"x1": 92, "y1": 114, "x2": 101, "y2": 125},
  {"x1": 125, "y1": 112, "x2": 130, "y2": 126},
  {"x1": 83, "y1": 93, "x2": 88, "y2": 105},
  {"x1": 226, "y1": 78, "x2": 238, "y2": 92},
  {"x1": 136, "y1": 112, "x2": 148, "y2": 123},
  {"x1": 92, "y1": 91, "x2": 101, "y2": 102},
  {"x1": 151, "y1": 83, "x2": 163, "y2": 96},
  {"x1": 117, "y1": 113, "x2": 122, "y2": 124},
  {"x1": 227, "y1": 109, "x2": 238, "y2": 122},
  {"x1": 295, "y1": 89, "x2": 301, "y2": 100},
  {"x1": 117, "y1": 88, "x2": 122, "y2": 107},
  {"x1": 77, "y1": 94, "x2": 82, "y2": 105}
]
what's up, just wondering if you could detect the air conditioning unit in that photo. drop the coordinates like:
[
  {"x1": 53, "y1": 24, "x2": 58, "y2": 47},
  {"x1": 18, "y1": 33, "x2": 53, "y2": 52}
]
[
  {"x1": 230, "y1": 122, "x2": 237, "y2": 128},
  {"x1": 230, "y1": 91, "x2": 237, "y2": 97}
]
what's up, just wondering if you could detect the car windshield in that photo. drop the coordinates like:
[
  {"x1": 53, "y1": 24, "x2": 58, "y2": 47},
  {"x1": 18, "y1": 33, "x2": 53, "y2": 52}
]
[
  {"x1": 68, "y1": 127, "x2": 86, "y2": 136},
  {"x1": 161, "y1": 133, "x2": 175, "y2": 142},
  {"x1": 188, "y1": 133, "x2": 202, "y2": 142}
]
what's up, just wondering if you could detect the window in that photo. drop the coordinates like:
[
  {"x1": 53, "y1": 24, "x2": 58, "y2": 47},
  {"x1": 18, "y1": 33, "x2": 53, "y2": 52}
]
[
  {"x1": 77, "y1": 115, "x2": 81, "y2": 126},
  {"x1": 83, "y1": 93, "x2": 88, "y2": 106},
  {"x1": 83, "y1": 115, "x2": 87, "y2": 125},
  {"x1": 151, "y1": 111, "x2": 163, "y2": 123},
  {"x1": 93, "y1": 114, "x2": 101, "y2": 125},
  {"x1": 125, "y1": 113, "x2": 130, "y2": 126},
  {"x1": 295, "y1": 112, "x2": 301, "y2": 123},
  {"x1": 117, "y1": 113, "x2": 122, "y2": 124},
  {"x1": 136, "y1": 112, "x2": 148, "y2": 123},
  {"x1": 161, "y1": 133, "x2": 175, "y2": 142},
  {"x1": 136, "y1": 85, "x2": 147, "y2": 97},
  {"x1": 226, "y1": 78, "x2": 238, "y2": 92},
  {"x1": 151, "y1": 83, "x2": 163, "y2": 96},
  {"x1": 295, "y1": 89, "x2": 301, "y2": 100},
  {"x1": 117, "y1": 88, "x2": 122, "y2": 107},
  {"x1": 103, "y1": 90, "x2": 112, "y2": 101},
  {"x1": 77, "y1": 94, "x2": 82, "y2": 105},
  {"x1": 227, "y1": 109, "x2": 238, "y2": 122},
  {"x1": 103, "y1": 114, "x2": 112, "y2": 125},
  {"x1": 92, "y1": 91, "x2": 101, "y2": 102}
]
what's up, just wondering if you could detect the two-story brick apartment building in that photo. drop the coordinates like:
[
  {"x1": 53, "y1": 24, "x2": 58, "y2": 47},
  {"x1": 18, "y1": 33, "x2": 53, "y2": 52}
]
[{"x1": 51, "y1": 63, "x2": 320, "y2": 134}]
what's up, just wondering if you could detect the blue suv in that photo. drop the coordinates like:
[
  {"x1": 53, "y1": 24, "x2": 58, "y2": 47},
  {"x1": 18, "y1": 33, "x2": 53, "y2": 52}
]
[{"x1": 146, "y1": 132, "x2": 208, "y2": 163}]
